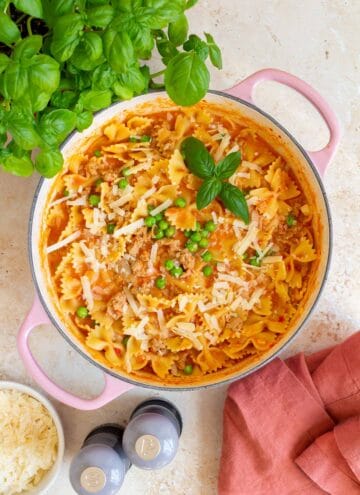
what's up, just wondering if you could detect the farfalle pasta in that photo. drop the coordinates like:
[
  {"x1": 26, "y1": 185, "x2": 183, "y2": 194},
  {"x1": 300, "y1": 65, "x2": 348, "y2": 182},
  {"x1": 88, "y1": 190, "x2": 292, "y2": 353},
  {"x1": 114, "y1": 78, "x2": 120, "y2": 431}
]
[{"x1": 41, "y1": 98, "x2": 319, "y2": 384}]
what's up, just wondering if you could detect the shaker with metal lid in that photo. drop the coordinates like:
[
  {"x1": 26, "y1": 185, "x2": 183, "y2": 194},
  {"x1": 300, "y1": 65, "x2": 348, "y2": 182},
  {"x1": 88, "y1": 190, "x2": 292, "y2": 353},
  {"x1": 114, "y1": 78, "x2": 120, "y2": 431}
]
[
  {"x1": 70, "y1": 424, "x2": 130, "y2": 495},
  {"x1": 122, "y1": 398, "x2": 182, "y2": 470}
]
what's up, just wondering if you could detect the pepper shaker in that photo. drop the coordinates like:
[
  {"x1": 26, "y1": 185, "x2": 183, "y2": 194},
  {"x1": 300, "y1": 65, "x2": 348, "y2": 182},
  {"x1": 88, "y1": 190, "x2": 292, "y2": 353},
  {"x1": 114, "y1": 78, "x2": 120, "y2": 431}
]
[
  {"x1": 70, "y1": 424, "x2": 130, "y2": 495},
  {"x1": 122, "y1": 399, "x2": 182, "y2": 470}
]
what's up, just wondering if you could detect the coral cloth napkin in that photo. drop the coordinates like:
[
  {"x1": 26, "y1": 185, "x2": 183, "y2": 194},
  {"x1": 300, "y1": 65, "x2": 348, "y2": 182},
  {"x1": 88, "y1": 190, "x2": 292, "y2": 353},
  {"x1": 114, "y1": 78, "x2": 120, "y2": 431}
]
[{"x1": 219, "y1": 332, "x2": 360, "y2": 495}]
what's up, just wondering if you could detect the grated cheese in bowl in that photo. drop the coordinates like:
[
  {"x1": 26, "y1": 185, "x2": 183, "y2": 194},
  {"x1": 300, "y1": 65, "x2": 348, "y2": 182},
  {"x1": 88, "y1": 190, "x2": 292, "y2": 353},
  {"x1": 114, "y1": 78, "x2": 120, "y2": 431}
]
[{"x1": 0, "y1": 384, "x2": 63, "y2": 495}]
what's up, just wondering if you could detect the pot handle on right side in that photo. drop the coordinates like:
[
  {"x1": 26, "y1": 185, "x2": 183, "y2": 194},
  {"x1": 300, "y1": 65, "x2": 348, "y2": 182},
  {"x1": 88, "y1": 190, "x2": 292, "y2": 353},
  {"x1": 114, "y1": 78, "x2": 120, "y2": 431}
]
[{"x1": 226, "y1": 68, "x2": 341, "y2": 177}]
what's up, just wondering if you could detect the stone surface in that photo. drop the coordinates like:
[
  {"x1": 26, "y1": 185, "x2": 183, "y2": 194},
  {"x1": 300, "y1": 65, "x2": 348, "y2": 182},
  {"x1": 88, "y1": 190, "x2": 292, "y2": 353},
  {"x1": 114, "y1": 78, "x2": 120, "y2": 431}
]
[{"x1": 0, "y1": 1, "x2": 359, "y2": 494}]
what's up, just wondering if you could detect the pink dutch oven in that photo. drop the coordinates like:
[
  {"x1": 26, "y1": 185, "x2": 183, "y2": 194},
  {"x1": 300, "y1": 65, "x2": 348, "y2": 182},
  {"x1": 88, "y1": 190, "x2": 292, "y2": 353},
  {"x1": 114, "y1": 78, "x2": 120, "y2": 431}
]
[{"x1": 18, "y1": 69, "x2": 341, "y2": 410}]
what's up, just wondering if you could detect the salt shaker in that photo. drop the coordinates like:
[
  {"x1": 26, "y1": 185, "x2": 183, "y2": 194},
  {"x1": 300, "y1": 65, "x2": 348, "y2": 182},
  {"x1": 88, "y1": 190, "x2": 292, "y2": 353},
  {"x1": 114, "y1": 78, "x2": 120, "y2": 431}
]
[
  {"x1": 122, "y1": 399, "x2": 182, "y2": 470},
  {"x1": 70, "y1": 424, "x2": 130, "y2": 495}
]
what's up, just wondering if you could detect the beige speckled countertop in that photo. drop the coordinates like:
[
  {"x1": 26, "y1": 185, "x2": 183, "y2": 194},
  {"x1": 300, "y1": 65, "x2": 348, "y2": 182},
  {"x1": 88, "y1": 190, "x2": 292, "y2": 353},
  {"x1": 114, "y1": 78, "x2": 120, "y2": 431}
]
[{"x1": 1, "y1": 1, "x2": 360, "y2": 494}]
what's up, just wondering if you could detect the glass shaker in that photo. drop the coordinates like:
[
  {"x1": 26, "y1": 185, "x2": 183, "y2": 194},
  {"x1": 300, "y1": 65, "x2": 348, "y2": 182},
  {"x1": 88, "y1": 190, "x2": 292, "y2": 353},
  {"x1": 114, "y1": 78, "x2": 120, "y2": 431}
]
[
  {"x1": 122, "y1": 398, "x2": 182, "y2": 470},
  {"x1": 70, "y1": 424, "x2": 130, "y2": 495}
]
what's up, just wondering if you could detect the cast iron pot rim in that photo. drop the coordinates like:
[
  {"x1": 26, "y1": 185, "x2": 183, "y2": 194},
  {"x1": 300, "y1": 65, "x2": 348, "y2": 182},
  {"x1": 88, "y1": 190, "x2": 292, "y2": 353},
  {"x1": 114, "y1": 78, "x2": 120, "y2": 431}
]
[{"x1": 28, "y1": 89, "x2": 333, "y2": 391}]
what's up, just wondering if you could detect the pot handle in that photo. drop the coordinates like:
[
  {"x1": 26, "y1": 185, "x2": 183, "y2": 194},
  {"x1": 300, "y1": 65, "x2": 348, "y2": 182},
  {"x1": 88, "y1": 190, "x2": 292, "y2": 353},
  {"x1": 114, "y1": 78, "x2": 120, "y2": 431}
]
[
  {"x1": 225, "y1": 68, "x2": 341, "y2": 176},
  {"x1": 17, "y1": 295, "x2": 133, "y2": 410}
]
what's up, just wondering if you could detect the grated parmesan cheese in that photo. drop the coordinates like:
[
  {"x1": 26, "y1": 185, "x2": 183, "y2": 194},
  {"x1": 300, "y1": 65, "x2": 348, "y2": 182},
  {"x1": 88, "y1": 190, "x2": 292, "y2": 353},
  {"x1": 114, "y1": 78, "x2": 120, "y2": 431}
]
[
  {"x1": 172, "y1": 322, "x2": 203, "y2": 350},
  {"x1": 140, "y1": 186, "x2": 156, "y2": 201},
  {"x1": 0, "y1": 389, "x2": 58, "y2": 495},
  {"x1": 79, "y1": 241, "x2": 102, "y2": 272},
  {"x1": 262, "y1": 255, "x2": 283, "y2": 264},
  {"x1": 150, "y1": 199, "x2": 173, "y2": 216},
  {"x1": 80, "y1": 275, "x2": 94, "y2": 311},
  {"x1": 233, "y1": 221, "x2": 258, "y2": 257},
  {"x1": 124, "y1": 287, "x2": 142, "y2": 316},
  {"x1": 148, "y1": 243, "x2": 158, "y2": 272},
  {"x1": 242, "y1": 160, "x2": 263, "y2": 172},
  {"x1": 67, "y1": 197, "x2": 87, "y2": 206},
  {"x1": 156, "y1": 309, "x2": 168, "y2": 336},
  {"x1": 49, "y1": 193, "x2": 76, "y2": 207},
  {"x1": 114, "y1": 218, "x2": 144, "y2": 238},
  {"x1": 46, "y1": 230, "x2": 81, "y2": 254}
]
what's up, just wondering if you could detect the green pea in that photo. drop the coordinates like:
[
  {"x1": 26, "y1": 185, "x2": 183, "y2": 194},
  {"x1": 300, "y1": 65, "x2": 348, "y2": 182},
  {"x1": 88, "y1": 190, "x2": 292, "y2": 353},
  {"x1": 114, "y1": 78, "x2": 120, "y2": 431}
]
[
  {"x1": 165, "y1": 226, "x2": 176, "y2": 237},
  {"x1": 249, "y1": 256, "x2": 261, "y2": 267},
  {"x1": 140, "y1": 135, "x2": 151, "y2": 142},
  {"x1": 174, "y1": 197, "x2": 186, "y2": 208},
  {"x1": 201, "y1": 251, "x2": 213, "y2": 262},
  {"x1": 201, "y1": 229, "x2": 210, "y2": 238},
  {"x1": 204, "y1": 220, "x2": 216, "y2": 232},
  {"x1": 286, "y1": 214, "x2": 296, "y2": 227},
  {"x1": 89, "y1": 194, "x2": 100, "y2": 207},
  {"x1": 93, "y1": 149, "x2": 102, "y2": 157},
  {"x1": 118, "y1": 178, "x2": 128, "y2": 189},
  {"x1": 107, "y1": 223, "x2": 115, "y2": 234},
  {"x1": 158, "y1": 220, "x2": 169, "y2": 231},
  {"x1": 155, "y1": 276, "x2": 166, "y2": 289},
  {"x1": 154, "y1": 212, "x2": 163, "y2": 222},
  {"x1": 122, "y1": 167, "x2": 131, "y2": 177},
  {"x1": 76, "y1": 306, "x2": 88, "y2": 318},
  {"x1": 202, "y1": 265, "x2": 213, "y2": 277},
  {"x1": 164, "y1": 259, "x2": 175, "y2": 271},
  {"x1": 122, "y1": 335, "x2": 130, "y2": 347},
  {"x1": 190, "y1": 232, "x2": 201, "y2": 243},
  {"x1": 154, "y1": 229, "x2": 164, "y2": 239},
  {"x1": 186, "y1": 241, "x2": 198, "y2": 253},
  {"x1": 95, "y1": 178, "x2": 103, "y2": 187},
  {"x1": 183, "y1": 364, "x2": 193, "y2": 375},
  {"x1": 242, "y1": 252, "x2": 248, "y2": 260},
  {"x1": 147, "y1": 204, "x2": 155, "y2": 212},
  {"x1": 144, "y1": 216, "x2": 156, "y2": 227},
  {"x1": 195, "y1": 221, "x2": 202, "y2": 231},
  {"x1": 129, "y1": 136, "x2": 138, "y2": 142},
  {"x1": 184, "y1": 230, "x2": 192, "y2": 238},
  {"x1": 63, "y1": 188, "x2": 69, "y2": 197},
  {"x1": 170, "y1": 266, "x2": 183, "y2": 278},
  {"x1": 199, "y1": 238, "x2": 209, "y2": 248}
]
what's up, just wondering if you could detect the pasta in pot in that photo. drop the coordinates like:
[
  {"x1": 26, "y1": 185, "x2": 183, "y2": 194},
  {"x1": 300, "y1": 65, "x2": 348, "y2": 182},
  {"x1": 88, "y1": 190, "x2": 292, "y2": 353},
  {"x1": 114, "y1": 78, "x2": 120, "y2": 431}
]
[{"x1": 41, "y1": 98, "x2": 318, "y2": 383}]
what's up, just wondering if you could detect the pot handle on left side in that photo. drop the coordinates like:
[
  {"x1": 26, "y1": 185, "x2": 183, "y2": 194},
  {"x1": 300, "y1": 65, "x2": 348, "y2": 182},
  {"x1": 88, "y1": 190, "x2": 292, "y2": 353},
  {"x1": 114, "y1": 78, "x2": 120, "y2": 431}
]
[
  {"x1": 17, "y1": 295, "x2": 133, "y2": 410},
  {"x1": 226, "y1": 68, "x2": 341, "y2": 177}
]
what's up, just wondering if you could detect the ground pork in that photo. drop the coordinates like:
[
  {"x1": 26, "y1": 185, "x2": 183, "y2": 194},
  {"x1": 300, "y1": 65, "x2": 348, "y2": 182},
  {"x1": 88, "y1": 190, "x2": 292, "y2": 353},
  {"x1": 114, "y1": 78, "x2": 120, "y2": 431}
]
[{"x1": 107, "y1": 291, "x2": 127, "y2": 320}]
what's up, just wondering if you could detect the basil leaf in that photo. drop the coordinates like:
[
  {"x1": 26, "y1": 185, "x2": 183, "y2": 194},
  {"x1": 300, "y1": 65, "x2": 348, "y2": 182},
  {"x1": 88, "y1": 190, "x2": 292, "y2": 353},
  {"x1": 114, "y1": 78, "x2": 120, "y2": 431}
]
[
  {"x1": 76, "y1": 111, "x2": 93, "y2": 131},
  {"x1": 0, "y1": 13, "x2": 21, "y2": 45},
  {"x1": 165, "y1": 51, "x2": 209, "y2": 106},
  {"x1": 75, "y1": 70, "x2": 92, "y2": 91},
  {"x1": 86, "y1": 5, "x2": 114, "y2": 28},
  {"x1": 112, "y1": 82, "x2": 133, "y2": 99},
  {"x1": 219, "y1": 182, "x2": 250, "y2": 224},
  {"x1": 39, "y1": 109, "x2": 76, "y2": 146},
  {"x1": 168, "y1": 13, "x2": 188, "y2": 46},
  {"x1": 7, "y1": 107, "x2": 40, "y2": 150},
  {"x1": 103, "y1": 28, "x2": 135, "y2": 73},
  {"x1": 183, "y1": 34, "x2": 209, "y2": 61},
  {"x1": 2, "y1": 63, "x2": 28, "y2": 100},
  {"x1": 185, "y1": 0, "x2": 198, "y2": 8},
  {"x1": 204, "y1": 32, "x2": 222, "y2": 69},
  {"x1": 215, "y1": 151, "x2": 241, "y2": 180},
  {"x1": 110, "y1": 12, "x2": 154, "y2": 59},
  {"x1": 92, "y1": 63, "x2": 116, "y2": 90},
  {"x1": 13, "y1": 0, "x2": 43, "y2": 18},
  {"x1": 0, "y1": 54, "x2": 10, "y2": 75},
  {"x1": 116, "y1": 64, "x2": 147, "y2": 95},
  {"x1": 13, "y1": 36, "x2": 42, "y2": 60},
  {"x1": 71, "y1": 32, "x2": 104, "y2": 71},
  {"x1": 51, "y1": 90, "x2": 78, "y2": 108},
  {"x1": 50, "y1": 14, "x2": 84, "y2": 62},
  {"x1": 181, "y1": 137, "x2": 215, "y2": 179},
  {"x1": 196, "y1": 177, "x2": 222, "y2": 210},
  {"x1": 80, "y1": 89, "x2": 112, "y2": 111},
  {"x1": 42, "y1": 0, "x2": 74, "y2": 25},
  {"x1": 28, "y1": 55, "x2": 60, "y2": 94},
  {"x1": 2, "y1": 153, "x2": 34, "y2": 177},
  {"x1": 28, "y1": 89, "x2": 52, "y2": 112},
  {"x1": 156, "y1": 37, "x2": 178, "y2": 65},
  {"x1": 35, "y1": 149, "x2": 63, "y2": 178},
  {"x1": 144, "y1": 0, "x2": 185, "y2": 29}
]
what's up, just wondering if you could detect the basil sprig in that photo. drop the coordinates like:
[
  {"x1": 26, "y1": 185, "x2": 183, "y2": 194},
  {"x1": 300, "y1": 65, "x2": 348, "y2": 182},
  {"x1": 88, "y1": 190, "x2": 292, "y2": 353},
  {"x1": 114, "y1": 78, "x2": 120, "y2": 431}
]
[
  {"x1": 181, "y1": 137, "x2": 250, "y2": 224},
  {"x1": 0, "y1": 0, "x2": 222, "y2": 178}
]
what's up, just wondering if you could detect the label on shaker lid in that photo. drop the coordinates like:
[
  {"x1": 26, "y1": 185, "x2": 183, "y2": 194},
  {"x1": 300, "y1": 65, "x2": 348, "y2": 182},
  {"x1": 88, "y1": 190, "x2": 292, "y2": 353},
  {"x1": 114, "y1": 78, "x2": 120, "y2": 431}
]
[
  {"x1": 80, "y1": 466, "x2": 107, "y2": 493},
  {"x1": 135, "y1": 434, "x2": 161, "y2": 461}
]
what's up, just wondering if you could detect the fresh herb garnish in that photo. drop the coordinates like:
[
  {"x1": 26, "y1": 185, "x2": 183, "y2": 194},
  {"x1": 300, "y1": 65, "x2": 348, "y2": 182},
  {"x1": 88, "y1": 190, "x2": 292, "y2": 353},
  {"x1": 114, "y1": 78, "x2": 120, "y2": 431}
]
[
  {"x1": 0, "y1": 1, "x2": 221, "y2": 179},
  {"x1": 181, "y1": 137, "x2": 250, "y2": 224}
]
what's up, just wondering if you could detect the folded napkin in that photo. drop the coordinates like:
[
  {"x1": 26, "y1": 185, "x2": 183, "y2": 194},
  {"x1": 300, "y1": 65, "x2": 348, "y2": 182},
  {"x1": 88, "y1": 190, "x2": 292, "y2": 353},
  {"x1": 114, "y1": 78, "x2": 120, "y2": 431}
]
[{"x1": 219, "y1": 332, "x2": 360, "y2": 494}]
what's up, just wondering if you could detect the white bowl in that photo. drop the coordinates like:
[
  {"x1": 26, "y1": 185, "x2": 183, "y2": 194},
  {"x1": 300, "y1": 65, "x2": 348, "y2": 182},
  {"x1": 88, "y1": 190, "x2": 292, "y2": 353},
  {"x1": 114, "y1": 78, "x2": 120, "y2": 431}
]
[{"x1": 0, "y1": 381, "x2": 65, "y2": 495}]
